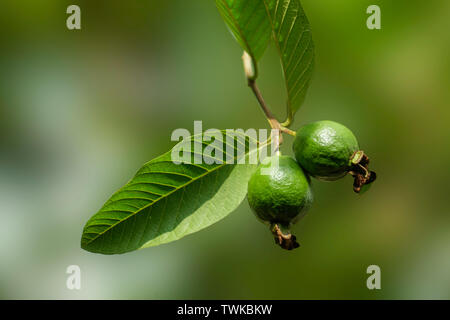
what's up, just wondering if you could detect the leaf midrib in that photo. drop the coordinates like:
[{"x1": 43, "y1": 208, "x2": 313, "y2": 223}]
[{"x1": 82, "y1": 157, "x2": 231, "y2": 247}]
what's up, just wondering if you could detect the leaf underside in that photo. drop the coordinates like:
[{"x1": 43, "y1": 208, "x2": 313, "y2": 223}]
[
  {"x1": 263, "y1": 0, "x2": 315, "y2": 121},
  {"x1": 216, "y1": 0, "x2": 272, "y2": 61},
  {"x1": 81, "y1": 131, "x2": 263, "y2": 254}
]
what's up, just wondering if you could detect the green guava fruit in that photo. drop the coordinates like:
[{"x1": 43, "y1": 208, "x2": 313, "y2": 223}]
[
  {"x1": 247, "y1": 155, "x2": 313, "y2": 250},
  {"x1": 293, "y1": 120, "x2": 376, "y2": 193}
]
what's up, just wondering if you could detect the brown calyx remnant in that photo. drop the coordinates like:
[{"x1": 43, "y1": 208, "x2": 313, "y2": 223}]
[
  {"x1": 271, "y1": 224, "x2": 300, "y2": 250},
  {"x1": 348, "y1": 151, "x2": 377, "y2": 193}
]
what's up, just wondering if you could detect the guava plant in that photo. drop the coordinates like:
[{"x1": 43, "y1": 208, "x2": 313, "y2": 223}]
[{"x1": 81, "y1": 0, "x2": 376, "y2": 254}]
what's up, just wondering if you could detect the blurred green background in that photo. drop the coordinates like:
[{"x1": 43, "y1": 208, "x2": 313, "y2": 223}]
[{"x1": 0, "y1": 0, "x2": 449, "y2": 299}]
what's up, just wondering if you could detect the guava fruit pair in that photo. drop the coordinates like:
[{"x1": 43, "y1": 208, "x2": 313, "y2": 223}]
[{"x1": 247, "y1": 120, "x2": 376, "y2": 250}]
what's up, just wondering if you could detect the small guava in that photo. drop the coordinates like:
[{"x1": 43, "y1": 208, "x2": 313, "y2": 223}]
[
  {"x1": 247, "y1": 155, "x2": 313, "y2": 250},
  {"x1": 293, "y1": 120, "x2": 376, "y2": 193}
]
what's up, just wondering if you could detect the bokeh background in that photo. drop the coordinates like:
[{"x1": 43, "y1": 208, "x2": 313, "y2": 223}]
[{"x1": 0, "y1": 0, "x2": 449, "y2": 299}]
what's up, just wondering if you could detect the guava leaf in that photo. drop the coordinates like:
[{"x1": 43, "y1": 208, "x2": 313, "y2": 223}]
[
  {"x1": 263, "y1": 0, "x2": 315, "y2": 124},
  {"x1": 81, "y1": 130, "x2": 265, "y2": 254},
  {"x1": 215, "y1": 0, "x2": 272, "y2": 62}
]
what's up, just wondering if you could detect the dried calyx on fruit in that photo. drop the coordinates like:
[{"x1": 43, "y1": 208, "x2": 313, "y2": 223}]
[{"x1": 348, "y1": 150, "x2": 376, "y2": 193}]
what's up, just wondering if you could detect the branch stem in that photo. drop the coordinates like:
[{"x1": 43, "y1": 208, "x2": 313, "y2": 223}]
[
  {"x1": 247, "y1": 79, "x2": 296, "y2": 144},
  {"x1": 243, "y1": 52, "x2": 295, "y2": 150},
  {"x1": 247, "y1": 80, "x2": 279, "y2": 129},
  {"x1": 247, "y1": 79, "x2": 283, "y2": 149}
]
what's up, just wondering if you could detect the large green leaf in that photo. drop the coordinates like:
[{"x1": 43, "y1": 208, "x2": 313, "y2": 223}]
[
  {"x1": 216, "y1": 0, "x2": 272, "y2": 62},
  {"x1": 263, "y1": 0, "x2": 315, "y2": 125},
  {"x1": 81, "y1": 130, "x2": 265, "y2": 254}
]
